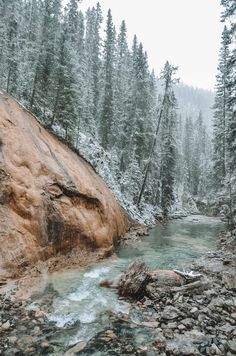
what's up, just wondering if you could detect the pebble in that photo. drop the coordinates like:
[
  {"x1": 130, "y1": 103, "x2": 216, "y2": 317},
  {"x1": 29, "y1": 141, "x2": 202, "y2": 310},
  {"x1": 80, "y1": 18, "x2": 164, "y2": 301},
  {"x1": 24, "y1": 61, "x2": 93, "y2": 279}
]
[
  {"x1": 1, "y1": 320, "x2": 10, "y2": 330},
  {"x1": 190, "y1": 307, "x2": 198, "y2": 314},
  {"x1": 105, "y1": 329, "x2": 117, "y2": 339}
]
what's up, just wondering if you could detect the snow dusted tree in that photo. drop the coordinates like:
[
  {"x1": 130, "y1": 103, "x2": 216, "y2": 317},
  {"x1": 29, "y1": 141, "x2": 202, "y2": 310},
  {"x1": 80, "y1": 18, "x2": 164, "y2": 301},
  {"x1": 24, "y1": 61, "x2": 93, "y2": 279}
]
[
  {"x1": 192, "y1": 111, "x2": 204, "y2": 195},
  {"x1": 132, "y1": 43, "x2": 153, "y2": 166},
  {"x1": 221, "y1": 1, "x2": 236, "y2": 177},
  {"x1": 29, "y1": 0, "x2": 62, "y2": 121},
  {"x1": 113, "y1": 20, "x2": 132, "y2": 170},
  {"x1": 0, "y1": 0, "x2": 23, "y2": 94},
  {"x1": 83, "y1": 3, "x2": 103, "y2": 137},
  {"x1": 136, "y1": 61, "x2": 178, "y2": 215},
  {"x1": 159, "y1": 63, "x2": 178, "y2": 218},
  {"x1": 212, "y1": 0, "x2": 236, "y2": 226},
  {"x1": 17, "y1": 0, "x2": 45, "y2": 102},
  {"x1": 100, "y1": 9, "x2": 116, "y2": 150},
  {"x1": 52, "y1": 0, "x2": 85, "y2": 142},
  {"x1": 212, "y1": 27, "x2": 230, "y2": 190},
  {"x1": 119, "y1": 35, "x2": 139, "y2": 170}
]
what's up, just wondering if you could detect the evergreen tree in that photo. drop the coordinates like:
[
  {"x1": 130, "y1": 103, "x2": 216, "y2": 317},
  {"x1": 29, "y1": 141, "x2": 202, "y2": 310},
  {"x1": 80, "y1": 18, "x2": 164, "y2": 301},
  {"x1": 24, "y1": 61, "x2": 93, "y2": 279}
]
[
  {"x1": 52, "y1": 1, "x2": 85, "y2": 141},
  {"x1": 0, "y1": 0, "x2": 23, "y2": 94},
  {"x1": 137, "y1": 62, "x2": 178, "y2": 215},
  {"x1": 212, "y1": 27, "x2": 230, "y2": 190},
  {"x1": 113, "y1": 20, "x2": 132, "y2": 170},
  {"x1": 83, "y1": 3, "x2": 103, "y2": 137},
  {"x1": 100, "y1": 9, "x2": 116, "y2": 150},
  {"x1": 159, "y1": 63, "x2": 178, "y2": 218},
  {"x1": 132, "y1": 43, "x2": 152, "y2": 166},
  {"x1": 212, "y1": 0, "x2": 236, "y2": 226},
  {"x1": 17, "y1": 0, "x2": 44, "y2": 102},
  {"x1": 30, "y1": 0, "x2": 62, "y2": 122}
]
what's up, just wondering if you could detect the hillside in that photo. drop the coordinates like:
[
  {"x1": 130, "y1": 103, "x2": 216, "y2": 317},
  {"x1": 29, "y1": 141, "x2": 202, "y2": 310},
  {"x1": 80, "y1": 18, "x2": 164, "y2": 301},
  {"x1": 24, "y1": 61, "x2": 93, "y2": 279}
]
[{"x1": 0, "y1": 92, "x2": 130, "y2": 277}]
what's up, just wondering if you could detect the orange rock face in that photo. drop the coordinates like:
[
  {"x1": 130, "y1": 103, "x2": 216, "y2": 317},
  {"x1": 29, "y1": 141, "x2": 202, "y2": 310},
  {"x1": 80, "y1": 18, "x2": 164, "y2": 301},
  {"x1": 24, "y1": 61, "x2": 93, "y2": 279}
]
[{"x1": 0, "y1": 92, "x2": 130, "y2": 276}]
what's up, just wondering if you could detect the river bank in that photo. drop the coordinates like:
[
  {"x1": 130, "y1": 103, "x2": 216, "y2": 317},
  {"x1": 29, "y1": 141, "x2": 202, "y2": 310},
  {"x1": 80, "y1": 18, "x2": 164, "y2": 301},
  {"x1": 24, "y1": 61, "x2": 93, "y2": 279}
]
[
  {"x1": 0, "y1": 218, "x2": 235, "y2": 355},
  {"x1": 72, "y1": 230, "x2": 236, "y2": 356}
]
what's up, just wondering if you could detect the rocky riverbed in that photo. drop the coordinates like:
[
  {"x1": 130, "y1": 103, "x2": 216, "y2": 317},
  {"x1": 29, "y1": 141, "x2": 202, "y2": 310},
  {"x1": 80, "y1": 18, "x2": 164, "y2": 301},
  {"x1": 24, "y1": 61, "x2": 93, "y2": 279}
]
[{"x1": 0, "y1": 230, "x2": 235, "y2": 355}]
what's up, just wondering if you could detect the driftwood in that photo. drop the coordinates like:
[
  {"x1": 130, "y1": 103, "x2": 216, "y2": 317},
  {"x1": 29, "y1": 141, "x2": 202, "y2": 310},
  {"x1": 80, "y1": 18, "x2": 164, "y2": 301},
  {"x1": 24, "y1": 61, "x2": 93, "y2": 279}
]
[
  {"x1": 171, "y1": 279, "x2": 208, "y2": 293},
  {"x1": 99, "y1": 260, "x2": 204, "y2": 300},
  {"x1": 100, "y1": 260, "x2": 208, "y2": 299},
  {"x1": 148, "y1": 269, "x2": 184, "y2": 287}
]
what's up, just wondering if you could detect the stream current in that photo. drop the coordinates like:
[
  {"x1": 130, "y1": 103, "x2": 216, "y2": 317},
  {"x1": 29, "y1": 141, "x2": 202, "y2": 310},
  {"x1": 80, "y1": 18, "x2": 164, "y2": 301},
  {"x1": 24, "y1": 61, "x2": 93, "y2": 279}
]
[{"x1": 30, "y1": 215, "x2": 224, "y2": 353}]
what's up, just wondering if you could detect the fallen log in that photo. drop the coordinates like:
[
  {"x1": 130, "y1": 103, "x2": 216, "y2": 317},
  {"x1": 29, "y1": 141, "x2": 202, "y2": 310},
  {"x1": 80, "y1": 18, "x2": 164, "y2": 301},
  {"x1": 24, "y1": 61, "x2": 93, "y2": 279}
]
[
  {"x1": 99, "y1": 260, "x2": 205, "y2": 300},
  {"x1": 148, "y1": 269, "x2": 184, "y2": 287},
  {"x1": 170, "y1": 279, "x2": 209, "y2": 293}
]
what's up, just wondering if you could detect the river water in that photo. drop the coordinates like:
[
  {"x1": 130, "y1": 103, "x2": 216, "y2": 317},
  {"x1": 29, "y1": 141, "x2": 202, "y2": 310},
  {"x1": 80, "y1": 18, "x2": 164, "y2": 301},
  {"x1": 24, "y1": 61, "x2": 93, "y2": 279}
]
[{"x1": 30, "y1": 215, "x2": 224, "y2": 354}]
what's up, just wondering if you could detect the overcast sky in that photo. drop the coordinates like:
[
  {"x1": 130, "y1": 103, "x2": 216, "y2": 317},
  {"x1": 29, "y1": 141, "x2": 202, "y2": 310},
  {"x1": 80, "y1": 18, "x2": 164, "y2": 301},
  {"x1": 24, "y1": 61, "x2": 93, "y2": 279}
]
[{"x1": 79, "y1": 0, "x2": 223, "y2": 91}]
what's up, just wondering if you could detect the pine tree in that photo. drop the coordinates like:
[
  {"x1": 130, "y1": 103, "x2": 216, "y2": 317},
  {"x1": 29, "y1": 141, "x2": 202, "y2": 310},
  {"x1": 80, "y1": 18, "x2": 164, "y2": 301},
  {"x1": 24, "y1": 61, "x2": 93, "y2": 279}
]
[
  {"x1": 100, "y1": 9, "x2": 116, "y2": 150},
  {"x1": 213, "y1": 0, "x2": 236, "y2": 226},
  {"x1": 159, "y1": 63, "x2": 178, "y2": 218},
  {"x1": 132, "y1": 43, "x2": 151, "y2": 166},
  {"x1": 17, "y1": 0, "x2": 44, "y2": 102},
  {"x1": 29, "y1": 0, "x2": 62, "y2": 122},
  {"x1": 137, "y1": 62, "x2": 178, "y2": 214},
  {"x1": 221, "y1": 1, "x2": 236, "y2": 178},
  {"x1": 212, "y1": 27, "x2": 230, "y2": 190},
  {"x1": 0, "y1": 0, "x2": 23, "y2": 94},
  {"x1": 192, "y1": 111, "x2": 204, "y2": 195},
  {"x1": 52, "y1": 0, "x2": 85, "y2": 142},
  {"x1": 83, "y1": 3, "x2": 103, "y2": 137},
  {"x1": 113, "y1": 20, "x2": 132, "y2": 170},
  {"x1": 182, "y1": 116, "x2": 195, "y2": 195}
]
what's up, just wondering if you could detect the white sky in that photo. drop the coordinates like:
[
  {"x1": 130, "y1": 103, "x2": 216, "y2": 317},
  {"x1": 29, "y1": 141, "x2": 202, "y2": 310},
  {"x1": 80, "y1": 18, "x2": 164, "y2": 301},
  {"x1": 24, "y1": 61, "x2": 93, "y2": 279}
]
[{"x1": 78, "y1": 0, "x2": 223, "y2": 91}]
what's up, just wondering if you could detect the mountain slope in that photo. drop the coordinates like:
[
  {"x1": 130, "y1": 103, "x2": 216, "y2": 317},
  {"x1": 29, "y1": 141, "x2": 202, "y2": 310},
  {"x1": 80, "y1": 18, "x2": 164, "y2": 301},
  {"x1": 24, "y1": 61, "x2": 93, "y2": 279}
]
[{"x1": 0, "y1": 92, "x2": 130, "y2": 277}]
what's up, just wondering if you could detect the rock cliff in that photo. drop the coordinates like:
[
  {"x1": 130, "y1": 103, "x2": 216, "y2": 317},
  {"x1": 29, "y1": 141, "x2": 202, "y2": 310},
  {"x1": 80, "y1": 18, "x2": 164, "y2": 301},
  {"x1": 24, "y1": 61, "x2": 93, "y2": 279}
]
[{"x1": 0, "y1": 92, "x2": 130, "y2": 277}]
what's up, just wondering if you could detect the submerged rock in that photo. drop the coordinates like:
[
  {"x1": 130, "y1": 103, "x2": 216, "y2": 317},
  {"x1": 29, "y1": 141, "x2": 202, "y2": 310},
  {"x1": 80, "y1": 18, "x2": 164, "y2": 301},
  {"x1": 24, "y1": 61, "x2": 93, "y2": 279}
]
[
  {"x1": 0, "y1": 92, "x2": 130, "y2": 277},
  {"x1": 65, "y1": 341, "x2": 87, "y2": 355}
]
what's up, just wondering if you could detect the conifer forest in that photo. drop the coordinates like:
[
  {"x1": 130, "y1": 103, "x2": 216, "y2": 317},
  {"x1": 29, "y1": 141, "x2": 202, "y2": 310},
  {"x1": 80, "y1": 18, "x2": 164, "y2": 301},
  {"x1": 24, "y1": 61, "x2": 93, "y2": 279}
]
[
  {"x1": 0, "y1": 0, "x2": 235, "y2": 225},
  {"x1": 1, "y1": 1, "x2": 236, "y2": 355}
]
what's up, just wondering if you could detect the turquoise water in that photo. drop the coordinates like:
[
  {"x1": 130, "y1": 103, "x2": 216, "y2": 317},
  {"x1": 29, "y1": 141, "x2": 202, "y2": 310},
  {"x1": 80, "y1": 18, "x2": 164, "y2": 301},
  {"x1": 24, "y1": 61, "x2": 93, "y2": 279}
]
[{"x1": 30, "y1": 215, "x2": 224, "y2": 352}]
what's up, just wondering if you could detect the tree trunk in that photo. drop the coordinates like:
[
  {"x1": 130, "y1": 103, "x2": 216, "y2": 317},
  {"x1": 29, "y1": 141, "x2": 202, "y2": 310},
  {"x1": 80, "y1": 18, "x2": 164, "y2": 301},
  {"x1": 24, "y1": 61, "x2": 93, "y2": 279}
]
[
  {"x1": 118, "y1": 260, "x2": 150, "y2": 299},
  {"x1": 137, "y1": 83, "x2": 168, "y2": 206}
]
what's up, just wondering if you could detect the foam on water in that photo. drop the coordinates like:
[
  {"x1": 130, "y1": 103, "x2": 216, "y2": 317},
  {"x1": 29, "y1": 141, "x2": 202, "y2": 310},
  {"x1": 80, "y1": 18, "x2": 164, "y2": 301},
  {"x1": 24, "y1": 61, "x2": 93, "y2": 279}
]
[
  {"x1": 36, "y1": 215, "x2": 224, "y2": 349},
  {"x1": 84, "y1": 266, "x2": 110, "y2": 279},
  {"x1": 68, "y1": 290, "x2": 90, "y2": 301}
]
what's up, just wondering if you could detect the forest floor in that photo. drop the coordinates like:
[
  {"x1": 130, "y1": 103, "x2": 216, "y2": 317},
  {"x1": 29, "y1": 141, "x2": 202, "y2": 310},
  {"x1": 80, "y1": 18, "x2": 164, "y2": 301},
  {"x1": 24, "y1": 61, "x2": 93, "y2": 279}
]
[{"x1": 0, "y1": 228, "x2": 235, "y2": 355}]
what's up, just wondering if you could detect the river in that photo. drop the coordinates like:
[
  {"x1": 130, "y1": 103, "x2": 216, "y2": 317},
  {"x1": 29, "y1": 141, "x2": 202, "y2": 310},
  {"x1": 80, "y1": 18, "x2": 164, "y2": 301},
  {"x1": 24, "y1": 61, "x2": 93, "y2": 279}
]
[{"x1": 29, "y1": 215, "x2": 224, "y2": 354}]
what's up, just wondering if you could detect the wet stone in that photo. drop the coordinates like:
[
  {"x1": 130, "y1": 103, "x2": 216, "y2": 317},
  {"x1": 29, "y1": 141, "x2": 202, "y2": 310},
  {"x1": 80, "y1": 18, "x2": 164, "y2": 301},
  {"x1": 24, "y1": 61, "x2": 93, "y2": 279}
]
[
  {"x1": 177, "y1": 324, "x2": 186, "y2": 331},
  {"x1": 181, "y1": 318, "x2": 193, "y2": 328},
  {"x1": 185, "y1": 330, "x2": 209, "y2": 344},
  {"x1": 65, "y1": 341, "x2": 87, "y2": 356},
  {"x1": 161, "y1": 306, "x2": 180, "y2": 320},
  {"x1": 228, "y1": 339, "x2": 236, "y2": 354},
  {"x1": 1, "y1": 320, "x2": 10, "y2": 330},
  {"x1": 4, "y1": 348, "x2": 23, "y2": 356}
]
